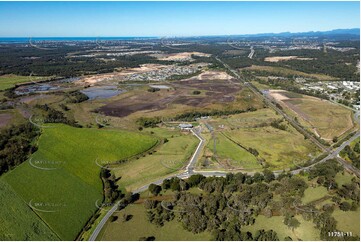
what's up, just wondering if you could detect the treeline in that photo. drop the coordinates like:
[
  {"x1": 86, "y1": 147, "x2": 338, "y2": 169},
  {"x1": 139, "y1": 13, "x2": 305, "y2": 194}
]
[
  {"x1": 0, "y1": 122, "x2": 39, "y2": 175},
  {"x1": 35, "y1": 104, "x2": 82, "y2": 128},
  {"x1": 0, "y1": 45, "x2": 166, "y2": 77},
  {"x1": 100, "y1": 168, "x2": 121, "y2": 203},
  {"x1": 136, "y1": 117, "x2": 162, "y2": 128},
  {"x1": 66, "y1": 90, "x2": 89, "y2": 103},
  {"x1": 250, "y1": 47, "x2": 360, "y2": 81},
  {"x1": 173, "y1": 107, "x2": 257, "y2": 121}
]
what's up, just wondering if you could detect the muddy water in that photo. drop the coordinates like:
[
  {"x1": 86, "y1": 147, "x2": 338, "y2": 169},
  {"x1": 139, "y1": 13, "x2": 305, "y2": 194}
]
[
  {"x1": 14, "y1": 77, "x2": 80, "y2": 95},
  {"x1": 80, "y1": 85, "x2": 125, "y2": 100}
]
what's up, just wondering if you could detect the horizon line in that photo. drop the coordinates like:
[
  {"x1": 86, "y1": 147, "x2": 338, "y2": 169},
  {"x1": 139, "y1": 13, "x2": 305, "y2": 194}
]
[{"x1": 0, "y1": 27, "x2": 359, "y2": 39}]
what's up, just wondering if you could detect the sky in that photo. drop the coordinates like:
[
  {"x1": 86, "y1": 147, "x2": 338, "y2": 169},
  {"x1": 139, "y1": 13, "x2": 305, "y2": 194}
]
[{"x1": 0, "y1": 1, "x2": 359, "y2": 37}]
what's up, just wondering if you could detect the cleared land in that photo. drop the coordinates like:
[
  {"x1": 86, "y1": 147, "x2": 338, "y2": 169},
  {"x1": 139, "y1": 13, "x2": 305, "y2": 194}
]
[
  {"x1": 150, "y1": 52, "x2": 211, "y2": 61},
  {"x1": 97, "y1": 71, "x2": 263, "y2": 120},
  {"x1": 222, "y1": 126, "x2": 319, "y2": 169},
  {"x1": 98, "y1": 203, "x2": 211, "y2": 241},
  {"x1": 2, "y1": 124, "x2": 157, "y2": 240},
  {"x1": 264, "y1": 56, "x2": 314, "y2": 62},
  {"x1": 204, "y1": 108, "x2": 319, "y2": 170},
  {"x1": 202, "y1": 132, "x2": 262, "y2": 170},
  {"x1": 268, "y1": 90, "x2": 354, "y2": 140},
  {"x1": 113, "y1": 127, "x2": 198, "y2": 191}
]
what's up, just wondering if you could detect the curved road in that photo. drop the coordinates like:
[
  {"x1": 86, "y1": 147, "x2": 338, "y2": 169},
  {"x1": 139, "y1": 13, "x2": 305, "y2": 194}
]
[
  {"x1": 89, "y1": 58, "x2": 360, "y2": 241},
  {"x1": 89, "y1": 121, "x2": 359, "y2": 240}
]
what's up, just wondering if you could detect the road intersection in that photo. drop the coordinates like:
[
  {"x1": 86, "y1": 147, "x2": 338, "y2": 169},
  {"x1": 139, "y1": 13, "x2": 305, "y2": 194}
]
[{"x1": 89, "y1": 58, "x2": 360, "y2": 241}]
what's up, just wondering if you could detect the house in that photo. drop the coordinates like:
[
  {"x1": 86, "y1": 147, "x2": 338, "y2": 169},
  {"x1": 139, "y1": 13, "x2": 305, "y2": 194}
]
[{"x1": 179, "y1": 123, "x2": 193, "y2": 130}]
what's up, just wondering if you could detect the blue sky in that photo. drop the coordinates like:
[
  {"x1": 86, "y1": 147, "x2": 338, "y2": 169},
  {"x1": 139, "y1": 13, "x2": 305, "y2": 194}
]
[{"x1": 0, "y1": 1, "x2": 359, "y2": 37}]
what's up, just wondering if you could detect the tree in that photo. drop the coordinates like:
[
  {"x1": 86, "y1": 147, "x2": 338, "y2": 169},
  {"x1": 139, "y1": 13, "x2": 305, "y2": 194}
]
[
  {"x1": 122, "y1": 213, "x2": 133, "y2": 222},
  {"x1": 263, "y1": 169, "x2": 275, "y2": 183},
  {"x1": 110, "y1": 215, "x2": 118, "y2": 222},
  {"x1": 187, "y1": 174, "x2": 205, "y2": 187},
  {"x1": 339, "y1": 201, "x2": 351, "y2": 211},
  {"x1": 332, "y1": 136, "x2": 338, "y2": 143},
  {"x1": 148, "y1": 184, "x2": 162, "y2": 196},
  {"x1": 284, "y1": 215, "x2": 300, "y2": 231}
]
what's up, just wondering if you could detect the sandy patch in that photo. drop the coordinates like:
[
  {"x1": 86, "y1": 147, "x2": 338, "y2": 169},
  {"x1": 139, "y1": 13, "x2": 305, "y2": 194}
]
[
  {"x1": 264, "y1": 56, "x2": 315, "y2": 62},
  {"x1": 76, "y1": 64, "x2": 169, "y2": 85},
  {"x1": 192, "y1": 71, "x2": 234, "y2": 81},
  {"x1": 268, "y1": 90, "x2": 290, "y2": 101},
  {"x1": 151, "y1": 52, "x2": 211, "y2": 61}
]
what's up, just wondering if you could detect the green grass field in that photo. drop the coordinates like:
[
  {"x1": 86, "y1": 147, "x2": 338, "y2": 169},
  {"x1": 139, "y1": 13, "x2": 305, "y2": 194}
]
[
  {"x1": 205, "y1": 132, "x2": 262, "y2": 170},
  {"x1": 0, "y1": 75, "x2": 47, "y2": 91},
  {"x1": 301, "y1": 186, "x2": 329, "y2": 204},
  {"x1": 0, "y1": 179, "x2": 59, "y2": 240},
  {"x1": 113, "y1": 127, "x2": 199, "y2": 191},
  {"x1": 2, "y1": 124, "x2": 157, "y2": 240},
  {"x1": 98, "y1": 204, "x2": 211, "y2": 241},
  {"x1": 222, "y1": 126, "x2": 319, "y2": 170}
]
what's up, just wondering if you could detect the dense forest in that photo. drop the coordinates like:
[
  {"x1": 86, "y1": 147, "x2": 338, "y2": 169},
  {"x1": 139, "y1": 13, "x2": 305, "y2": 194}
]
[{"x1": 0, "y1": 122, "x2": 39, "y2": 175}]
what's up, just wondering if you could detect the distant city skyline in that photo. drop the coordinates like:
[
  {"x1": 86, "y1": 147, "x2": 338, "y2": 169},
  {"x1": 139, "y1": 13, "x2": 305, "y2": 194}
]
[{"x1": 0, "y1": 1, "x2": 359, "y2": 37}]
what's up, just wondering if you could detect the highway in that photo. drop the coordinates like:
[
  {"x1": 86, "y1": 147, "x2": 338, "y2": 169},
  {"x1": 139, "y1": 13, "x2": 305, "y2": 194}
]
[{"x1": 248, "y1": 46, "x2": 255, "y2": 59}]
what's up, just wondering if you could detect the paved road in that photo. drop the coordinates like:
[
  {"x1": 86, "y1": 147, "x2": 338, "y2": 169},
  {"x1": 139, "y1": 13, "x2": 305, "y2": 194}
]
[
  {"x1": 89, "y1": 127, "x2": 207, "y2": 241},
  {"x1": 186, "y1": 127, "x2": 205, "y2": 174},
  {"x1": 89, "y1": 59, "x2": 360, "y2": 240},
  {"x1": 248, "y1": 46, "x2": 255, "y2": 59}
]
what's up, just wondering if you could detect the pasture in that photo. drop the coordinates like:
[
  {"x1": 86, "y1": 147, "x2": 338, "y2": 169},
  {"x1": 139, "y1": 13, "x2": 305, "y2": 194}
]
[
  {"x1": 98, "y1": 203, "x2": 211, "y2": 241},
  {"x1": 2, "y1": 124, "x2": 157, "y2": 240},
  {"x1": 301, "y1": 186, "x2": 329, "y2": 204},
  {"x1": 269, "y1": 90, "x2": 354, "y2": 140},
  {"x1": 113, "y1": 127, "x2": 199, "y2": 191},
  {"x1": 204, "y1": 132, "x2": 262, "y2": 170}
]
